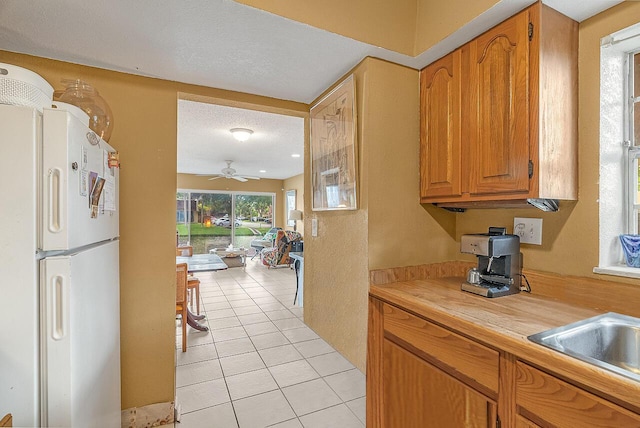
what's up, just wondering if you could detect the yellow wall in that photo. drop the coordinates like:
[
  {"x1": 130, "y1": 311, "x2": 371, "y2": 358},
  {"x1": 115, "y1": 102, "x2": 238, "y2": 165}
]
[
  {"x1": 177, "y1": 174, "x2": 286, "y2": 228},
  {"x1": 283, "y1": 174, "x2": 305, "y2": 236},
  {"x1": 235, "y1": 0, "x2": 417, "y2": 56},
  {"x1": 414, "y1": 0, "x2": 500, "y2": 54},
  {"x1": 235, "y1": 0, "x2": 502, "y2": 57},
  {"x1": 304, "y1": 61, "x2": 370, "y2": 371},
  {"x1": 304, "y1": 58, "x2": 457, "y2": 370},
  {"x1": 365, "y1": 60, "x2": 457, "y2": 270},
  {"x1": 0, "y1": 50, "x2": 307, "y2": 410},
  {"x1": 455, "y1": 1, "x2": 640, "y2": 284}
]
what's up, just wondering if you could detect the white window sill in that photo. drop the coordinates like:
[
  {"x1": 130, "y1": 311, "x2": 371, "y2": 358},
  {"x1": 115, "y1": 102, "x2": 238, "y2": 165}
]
[{"x1": 593, "y1": 265, "x2": 640, "y2": 279}]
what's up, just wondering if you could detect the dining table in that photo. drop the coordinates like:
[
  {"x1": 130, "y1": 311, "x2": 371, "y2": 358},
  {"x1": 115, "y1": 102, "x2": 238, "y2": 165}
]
[
  {"x1": 176, "y1": 253, "x2": 228, "y2": 331},
  {"x1": 176, "y1": 253, "x2": 228, "y2": 272}
]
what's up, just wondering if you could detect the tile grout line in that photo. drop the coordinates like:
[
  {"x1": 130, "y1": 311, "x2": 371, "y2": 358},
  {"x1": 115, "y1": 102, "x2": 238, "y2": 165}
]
[
  {"x1": 213, "y1": 274, "x2": 243, "y2": 427},
  {"x1": 221, "y1": 269, "x2": 310, "y2": 421},
  {"x1": 218, "y1": 263, "x2": 312, "y2": 425},
  {"x1": 184, "y1": 274, "x2": 239, "y2": 422},
  {"x1": 177, "y1": 261, "x2": 365, "y2": 426}
]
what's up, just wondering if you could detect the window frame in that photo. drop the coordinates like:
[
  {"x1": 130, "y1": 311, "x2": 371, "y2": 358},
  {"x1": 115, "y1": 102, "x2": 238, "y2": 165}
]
[
  {"x1": 176, "y1": 189, "x2": 276, "y2": 252},
  {"x1": 595, "y1": 25, "x2": 640, "y2": 278},
  {"x1": 627, "y1": 49, "x2": 640, "y2": 235}
]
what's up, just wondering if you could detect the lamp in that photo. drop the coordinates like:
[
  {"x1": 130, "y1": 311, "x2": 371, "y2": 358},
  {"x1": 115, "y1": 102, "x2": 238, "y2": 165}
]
[
  {"x1": 230, "y1": 128, "x2": 253, "y2": 142},
  {"x1": 288, "y1": 209, "x2": 303, "y2": 232}
]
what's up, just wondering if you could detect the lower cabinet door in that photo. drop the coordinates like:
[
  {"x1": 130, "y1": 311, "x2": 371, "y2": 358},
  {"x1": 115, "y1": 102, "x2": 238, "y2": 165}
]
[
  {"x1": 516, "y1": 362, "x2": 640, "y2": 427},
  {"x1": 382, "y1": 339, "x2": 495, "y2": 428}
]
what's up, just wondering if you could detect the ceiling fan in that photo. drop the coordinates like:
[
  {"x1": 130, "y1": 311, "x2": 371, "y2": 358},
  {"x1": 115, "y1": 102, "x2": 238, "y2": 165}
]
[{"x1": 200, "y1": 160, "x2": 260, "y2": 182}]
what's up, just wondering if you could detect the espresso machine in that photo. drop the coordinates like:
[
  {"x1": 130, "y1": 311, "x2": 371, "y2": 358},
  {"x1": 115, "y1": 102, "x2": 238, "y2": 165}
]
[{"x1": 461, "y1": 227, "x2": 522, "y2": 297}]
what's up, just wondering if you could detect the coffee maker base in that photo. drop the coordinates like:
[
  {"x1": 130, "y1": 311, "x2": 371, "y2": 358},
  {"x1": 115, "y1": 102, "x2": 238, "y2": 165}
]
[{"x1": 461, "y1": 282, "x2": 520, "y2": 298}]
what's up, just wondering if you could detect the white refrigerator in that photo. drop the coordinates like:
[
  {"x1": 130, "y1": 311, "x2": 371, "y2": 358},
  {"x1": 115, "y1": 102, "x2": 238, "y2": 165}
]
[{"x1": 0, "y1": 104, "x2": 121, "y2": 427}]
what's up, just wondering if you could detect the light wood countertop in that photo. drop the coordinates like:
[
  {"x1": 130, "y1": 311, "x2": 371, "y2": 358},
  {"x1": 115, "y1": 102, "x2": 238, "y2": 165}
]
[{"x1": 370, "y1": 277, "x2": 640, "y2": 413}]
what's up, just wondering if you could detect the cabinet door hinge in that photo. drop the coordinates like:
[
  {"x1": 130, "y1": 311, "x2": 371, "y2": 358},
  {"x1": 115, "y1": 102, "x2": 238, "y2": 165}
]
[
  {"x1": 528, "y1": 160, "x2": 534, "y2": 179},
  {"x1": 528, "y1": 22, "x2": 534, "y2": 41},
  {"x1": 496, "y1": 416, "x2": 501, "y2": 428}
]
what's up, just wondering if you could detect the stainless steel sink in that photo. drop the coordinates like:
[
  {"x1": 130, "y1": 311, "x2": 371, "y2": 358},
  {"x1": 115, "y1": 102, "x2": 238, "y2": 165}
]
[{"x1": 528, "y1": 312, "x2": 640, "y2": 382}]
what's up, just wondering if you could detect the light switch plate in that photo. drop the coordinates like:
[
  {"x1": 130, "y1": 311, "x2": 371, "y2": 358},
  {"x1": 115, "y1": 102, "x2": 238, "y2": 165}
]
[
  {"x1": 311, "y1": 218, "x2": 318, "y2": 237},
  {"x1": 513, "y1": 217, "x2": 542, "y2": 245}
]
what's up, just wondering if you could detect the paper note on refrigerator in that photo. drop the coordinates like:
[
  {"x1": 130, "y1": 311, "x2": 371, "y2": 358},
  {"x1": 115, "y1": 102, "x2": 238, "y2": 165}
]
[
  {"x1": 103, "y1": 150, "x2": 115, "y2": 182},
  {"x1": 103, "y1": 180, "x2": 116, "y2": 211},
  {"x1": 80, "y1": 170, "x2": 88, "y2": 197}
]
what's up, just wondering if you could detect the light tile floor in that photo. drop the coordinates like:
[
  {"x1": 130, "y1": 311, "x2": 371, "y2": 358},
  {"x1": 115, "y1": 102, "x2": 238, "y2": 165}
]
[{"x1": 174, "y1": 259, "x2": 366, "y2": 428}]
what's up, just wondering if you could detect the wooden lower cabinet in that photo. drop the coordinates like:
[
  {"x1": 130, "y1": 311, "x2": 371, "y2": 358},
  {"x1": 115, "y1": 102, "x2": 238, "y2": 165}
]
[
  {"x1": 382, "y1": 338, "x2": 495, "y2": 427},
  {"x1": 367, "y1": 297, "x2": 498, "y2": 428},
  {"x1": 516, "y1": 362, "x2": 640, "y2": 427},
  {"x1": 367, "y1": 296, "x2": 640, "y2": 428}
]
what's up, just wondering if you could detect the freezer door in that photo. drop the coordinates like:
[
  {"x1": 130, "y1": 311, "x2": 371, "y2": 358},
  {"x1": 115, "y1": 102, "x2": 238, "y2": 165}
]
[
  {"x1": 41, "y1": 108, "x2": 119, "y2": 251},
  {"x1": 40, "y1": 240, "x2": 121, "y2": 427}
]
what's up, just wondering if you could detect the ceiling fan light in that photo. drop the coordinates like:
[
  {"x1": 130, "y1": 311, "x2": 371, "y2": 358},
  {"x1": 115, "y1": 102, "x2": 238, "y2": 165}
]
[{"x1": 230, "y1": 128, "x2": 253, "y2": 142}]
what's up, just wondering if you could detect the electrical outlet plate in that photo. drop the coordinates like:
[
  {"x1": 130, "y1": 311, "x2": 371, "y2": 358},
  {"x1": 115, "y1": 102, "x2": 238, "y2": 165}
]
[
  {"x1": 513, "y1": 217, "x2": 543, "y2": 245},
  {"x1": 311, "y1": 218, "x2": 318, "y2": 237}
]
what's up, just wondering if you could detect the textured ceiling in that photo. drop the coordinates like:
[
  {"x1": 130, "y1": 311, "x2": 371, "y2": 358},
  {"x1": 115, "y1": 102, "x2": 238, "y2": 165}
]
[
  {"x1": 0, "y1": 0, "x2": 620, "y2": 104},
  {"x1": 178, "y1": 101, "x2": 304, "y2": 180}
]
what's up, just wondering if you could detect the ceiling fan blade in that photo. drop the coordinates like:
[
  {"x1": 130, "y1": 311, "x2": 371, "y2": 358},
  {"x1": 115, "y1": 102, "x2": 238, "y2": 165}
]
[
  {"x1": 208, "y1": 176, "x2": 224, "y2": 181},
  {"x1": 241, "y1": 175, "x2": 261, "y2": 180},
  {"x1": 232, "y1": 176, "x2": 248, "y2": 182}
]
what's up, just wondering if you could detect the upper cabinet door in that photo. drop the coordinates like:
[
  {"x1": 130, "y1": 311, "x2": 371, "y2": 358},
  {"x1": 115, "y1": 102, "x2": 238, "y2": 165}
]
[
  {"x1": 420, "y1": 50, "x2": 462, "y2": 199},
  {"x1": 469, "y1": 11, "x2": 530, "y2": 196}
]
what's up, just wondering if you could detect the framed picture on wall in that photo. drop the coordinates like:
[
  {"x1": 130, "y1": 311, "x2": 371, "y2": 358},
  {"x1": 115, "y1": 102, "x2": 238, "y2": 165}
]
[
  {"x1": 286, "y1": 189, "x2": 296, "y2": 226},
  {"x1": 310, "y1": 74, "x2": 357, "y2": 211}
]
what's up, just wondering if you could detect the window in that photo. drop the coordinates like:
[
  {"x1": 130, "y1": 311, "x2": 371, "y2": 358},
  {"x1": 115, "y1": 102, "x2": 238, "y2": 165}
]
[
  {"x1": 176, "y1": 190, "x2": 275, "y2": 254},
  {"x1": 286, "y1": 190, "x2": 296, "y2": 227},
  {"x1": 629, "y1": 51, "x2": 640, "y2": 234},
  {"x1": 596, "y1": 23, "x2": 640, "y2": 278}
]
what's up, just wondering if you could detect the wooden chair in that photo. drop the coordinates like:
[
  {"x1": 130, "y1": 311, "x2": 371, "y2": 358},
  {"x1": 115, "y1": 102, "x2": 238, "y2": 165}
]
[
  {"x1": 0, "y1": 414, "x2": 12, "y2": 427},
  {"x1": 176, "y1": 245, "x2": 193, "y2": 256},
  {"x1": 176, "y1": 263, "x2": 188, "y2": 352},
  {"x1": 176, "y1": 246, "x2": 201, "y2": 314},
  {"x1": 187, "y1": 275, "x2": 200, "y2": 315}
]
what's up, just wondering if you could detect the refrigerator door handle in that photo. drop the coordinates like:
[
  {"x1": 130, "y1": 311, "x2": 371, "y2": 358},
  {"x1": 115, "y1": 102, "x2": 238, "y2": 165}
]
[
  {"x1": 47, "y1": 167, "x2": 63, "y2": 233},
  {"x1": 40, "y1": 256, "x2": 73, "y2": 427},
  {"x1": 50, "y1": 274, "x2": 67, "y2": 340}
]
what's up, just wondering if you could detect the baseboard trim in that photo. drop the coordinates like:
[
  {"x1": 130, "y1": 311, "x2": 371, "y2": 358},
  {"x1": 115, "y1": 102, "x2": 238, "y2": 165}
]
[{"x1": 121, "y1": 401, "x2": 174, "y2": 428}]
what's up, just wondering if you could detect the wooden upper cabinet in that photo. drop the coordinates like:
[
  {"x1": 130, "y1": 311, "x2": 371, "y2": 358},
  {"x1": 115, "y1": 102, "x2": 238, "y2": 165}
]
[
  {"x1": 468, "y1": 11, "x2": 530, "y2": 196},
  {"x1": 420, "y1": 50, "x2": 461, "y2": 199},
  {"x1": 419, "y1": 3, "x2": 578, "y2": 207}
]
